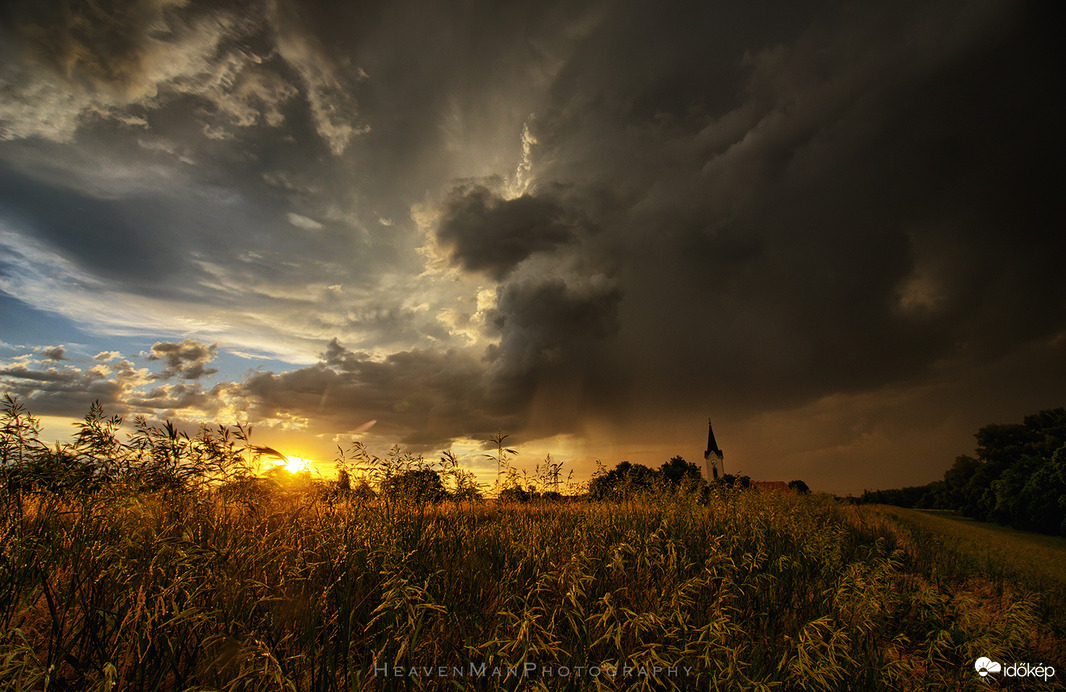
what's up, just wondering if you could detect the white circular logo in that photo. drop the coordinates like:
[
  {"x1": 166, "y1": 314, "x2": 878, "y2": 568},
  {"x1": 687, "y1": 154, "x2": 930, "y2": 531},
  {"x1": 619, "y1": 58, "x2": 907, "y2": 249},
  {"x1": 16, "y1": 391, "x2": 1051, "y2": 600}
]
[{"x1": 975, "y1": 657, "x2": 1002, "y2": 677}]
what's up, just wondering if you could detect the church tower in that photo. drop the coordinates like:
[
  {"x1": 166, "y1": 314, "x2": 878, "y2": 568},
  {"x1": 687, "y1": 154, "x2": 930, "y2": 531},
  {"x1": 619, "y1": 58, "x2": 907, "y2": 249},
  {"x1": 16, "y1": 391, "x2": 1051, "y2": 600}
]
[{"x1": 704, "y1": 419, "x2": 724, "y2": 481}]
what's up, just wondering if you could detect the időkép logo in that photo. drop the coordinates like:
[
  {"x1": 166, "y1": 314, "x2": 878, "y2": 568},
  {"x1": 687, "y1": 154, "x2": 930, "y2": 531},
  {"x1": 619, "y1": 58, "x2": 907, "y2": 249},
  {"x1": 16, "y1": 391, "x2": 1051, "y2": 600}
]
[{"x1": 976, "y1": 656, "x2": 1056, "y2": 682}]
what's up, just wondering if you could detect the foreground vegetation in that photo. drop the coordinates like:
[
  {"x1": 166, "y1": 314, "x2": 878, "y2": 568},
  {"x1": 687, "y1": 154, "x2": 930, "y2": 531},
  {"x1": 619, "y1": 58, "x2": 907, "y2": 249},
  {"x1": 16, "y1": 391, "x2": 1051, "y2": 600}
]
[
  {"x1": 1, "y1": 398, "x2": 1063, "y2": 690},
  {"x1": 5, "y1": 485, "x2": 1063, "y2": 690}
]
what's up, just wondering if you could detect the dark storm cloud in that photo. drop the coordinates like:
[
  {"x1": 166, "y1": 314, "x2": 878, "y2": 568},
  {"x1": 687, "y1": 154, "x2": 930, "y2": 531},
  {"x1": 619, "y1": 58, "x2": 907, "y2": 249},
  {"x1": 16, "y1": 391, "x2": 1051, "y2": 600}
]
[
  {"x1": 231, "y1": 0, "x2": 1065, "y2": 451},
  {"x1": 237, "y1": 339, "x2": 508, "y2": 446},
  {"x1": 148, "y1": 339, "x2": 219, "y2": 380},
  {"x1": 231, "y1": 258, "x2": 627, "y2": 442},
  {"x1": 429, "y1": 174, "x2": 627, "y2": 431},
  {"x1": 485, "y1": 272, "x2": 622, "y2": 395},
  {"x1": 479, "y1": 267, "x2": 626, "y2": 435},
  {"x1": 436, "y1": 183, "x2": 583, "y2": 279},
  {"x1": 504, "y1": 0, "x2": 1066, "y2": 424}
]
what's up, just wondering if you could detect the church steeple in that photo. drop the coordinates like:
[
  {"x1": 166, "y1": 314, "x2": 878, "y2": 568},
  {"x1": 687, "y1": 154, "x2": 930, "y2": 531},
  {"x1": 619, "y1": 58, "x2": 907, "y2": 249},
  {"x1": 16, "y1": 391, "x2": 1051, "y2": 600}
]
[{"x1": 704, "y1": 419, "x2": 724, "y2": 481}]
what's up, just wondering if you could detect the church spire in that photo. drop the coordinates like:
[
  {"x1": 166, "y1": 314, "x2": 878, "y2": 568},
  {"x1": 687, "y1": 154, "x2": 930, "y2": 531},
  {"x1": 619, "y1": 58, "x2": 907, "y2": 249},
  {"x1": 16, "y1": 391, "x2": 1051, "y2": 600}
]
[{"x1": 704, "y1": 419, "x2": 724, "y2": 480}]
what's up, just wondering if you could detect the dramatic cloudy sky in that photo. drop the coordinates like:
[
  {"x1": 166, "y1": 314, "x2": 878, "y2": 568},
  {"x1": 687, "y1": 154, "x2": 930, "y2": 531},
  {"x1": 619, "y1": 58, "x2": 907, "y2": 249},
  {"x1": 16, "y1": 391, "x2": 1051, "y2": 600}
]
[{"x1": 2, "y1": 0, "x2": 1063, "y2": 494}]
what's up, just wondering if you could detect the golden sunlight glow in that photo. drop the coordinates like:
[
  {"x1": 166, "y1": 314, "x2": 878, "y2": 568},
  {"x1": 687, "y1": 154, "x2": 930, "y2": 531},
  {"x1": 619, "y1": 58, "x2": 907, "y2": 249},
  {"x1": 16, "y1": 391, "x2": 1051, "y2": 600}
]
[{"x1": 285, "y1": 456, "x2": 314, "y2": 474}]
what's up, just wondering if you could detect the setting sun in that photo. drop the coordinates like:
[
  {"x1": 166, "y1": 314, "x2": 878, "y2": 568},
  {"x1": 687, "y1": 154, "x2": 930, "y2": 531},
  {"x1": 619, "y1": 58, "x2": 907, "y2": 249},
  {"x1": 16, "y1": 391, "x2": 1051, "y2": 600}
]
[{"x1": 284, "y1": 456, "x2": 314, "y2": 474}]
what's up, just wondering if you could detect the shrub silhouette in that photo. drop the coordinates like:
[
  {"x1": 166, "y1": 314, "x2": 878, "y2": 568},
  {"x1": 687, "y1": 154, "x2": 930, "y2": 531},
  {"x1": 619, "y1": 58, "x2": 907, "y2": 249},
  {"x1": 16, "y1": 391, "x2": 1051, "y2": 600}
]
[{"x1": 381, "y1": 468, "x2": 447, "y2": 504}]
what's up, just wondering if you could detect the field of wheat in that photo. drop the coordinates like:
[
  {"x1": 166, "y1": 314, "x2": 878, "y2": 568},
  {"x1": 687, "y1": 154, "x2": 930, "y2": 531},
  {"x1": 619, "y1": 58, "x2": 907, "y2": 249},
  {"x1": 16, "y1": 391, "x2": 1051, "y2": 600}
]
[{"x1": 2, "y1": 476, "x2": 1062, "y2": 691}]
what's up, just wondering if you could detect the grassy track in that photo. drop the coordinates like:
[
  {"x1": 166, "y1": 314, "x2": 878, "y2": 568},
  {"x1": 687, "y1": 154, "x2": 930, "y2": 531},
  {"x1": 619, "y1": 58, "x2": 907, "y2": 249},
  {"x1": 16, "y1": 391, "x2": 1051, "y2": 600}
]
[
  {"x1": 864, "y1": 505, "x2": 1066, "y2": 639},
  {"x1": 877, "y1": 507, "x2": 1066, "y2": 585}
]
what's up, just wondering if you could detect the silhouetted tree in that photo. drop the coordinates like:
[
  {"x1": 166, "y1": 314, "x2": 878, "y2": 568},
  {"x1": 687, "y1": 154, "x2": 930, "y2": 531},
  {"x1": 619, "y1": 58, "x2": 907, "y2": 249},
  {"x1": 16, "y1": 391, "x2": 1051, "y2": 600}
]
[
  {"x1": 588, "y1": 461, "x2": 660, "y2": 500},
  {"x1": 660, "y1": 456, "x2": 702, "y2": 486},
  {"x1": 382, "y1": 469, "x2": 447, "y2": 504},
  {"x1": 862, "y1": 408, "x2": 1066, "y2": 536},
  {"x1": 943, "y1": 455, "x2": 979, "y2": 508},
  {"x1": 718, "y1": 473, "x2": 750, "y2": 489},
  {"x1": 498, "y1": 485, "x2": 532, "y2": 503}
]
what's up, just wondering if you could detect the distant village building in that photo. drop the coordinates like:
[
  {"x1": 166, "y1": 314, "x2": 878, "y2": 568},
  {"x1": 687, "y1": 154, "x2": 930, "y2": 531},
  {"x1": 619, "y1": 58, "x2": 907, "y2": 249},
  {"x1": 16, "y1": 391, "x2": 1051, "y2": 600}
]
[
  {"x1": 704, "y1": 419, "x2": 724, "y2": 481},
  {"x1": 752, "y1": 481, "x2": 792, "y2": 493},
  {"x1": 702, "y1": 420, "x2": 795, "y2": 491}
]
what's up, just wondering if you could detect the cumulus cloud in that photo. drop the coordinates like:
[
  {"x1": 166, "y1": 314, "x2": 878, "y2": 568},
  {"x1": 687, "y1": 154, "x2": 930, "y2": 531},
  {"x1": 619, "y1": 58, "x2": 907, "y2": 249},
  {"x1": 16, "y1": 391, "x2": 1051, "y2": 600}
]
[
  {"x1": 0, "y1": 342, "x2": 233, "y2": 423},
  {"x1": 148, "y1": 339, "x2": 219, "y2": 380},
  {"x1": 0, "y1": 355, "x2": 143, "y2": 418},
  {"x1": 126, "y1": 381, "x2": 218, "y2": 414},
  {"x1": 40, "y1": 346, "x2": 66, "y2": 361}
]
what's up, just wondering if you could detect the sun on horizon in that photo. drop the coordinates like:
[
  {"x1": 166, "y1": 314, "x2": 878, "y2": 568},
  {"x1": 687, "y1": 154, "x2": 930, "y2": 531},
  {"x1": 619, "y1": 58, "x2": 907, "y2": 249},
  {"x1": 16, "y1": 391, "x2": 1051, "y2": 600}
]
[{"x1": 282, "y1": 456, "x2": 314, "y2": 474}]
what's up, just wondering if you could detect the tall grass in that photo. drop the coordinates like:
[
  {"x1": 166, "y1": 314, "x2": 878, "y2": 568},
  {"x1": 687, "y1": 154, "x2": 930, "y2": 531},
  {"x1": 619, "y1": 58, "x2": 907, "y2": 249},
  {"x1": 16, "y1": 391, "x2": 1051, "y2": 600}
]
[
  {"x1": 2, "y1": 481, "x2": 1060, "y2": 690},
  {"x1": 1, "y1": 396, "x2": 1060, "y2": 690}
]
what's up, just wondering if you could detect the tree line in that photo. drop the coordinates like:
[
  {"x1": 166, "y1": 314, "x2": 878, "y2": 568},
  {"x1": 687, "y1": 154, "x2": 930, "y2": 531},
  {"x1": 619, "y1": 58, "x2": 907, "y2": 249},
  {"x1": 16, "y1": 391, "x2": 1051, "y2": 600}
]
[
  {"x1": 859, "y1": 408, "x2": 1066, "y2": 536},
  {"x1": 588, "y1": 456, "x2": 810, "y2": 500},
  {"x1": 1, "y1": 394, "x2": 813, "y2": 504}
]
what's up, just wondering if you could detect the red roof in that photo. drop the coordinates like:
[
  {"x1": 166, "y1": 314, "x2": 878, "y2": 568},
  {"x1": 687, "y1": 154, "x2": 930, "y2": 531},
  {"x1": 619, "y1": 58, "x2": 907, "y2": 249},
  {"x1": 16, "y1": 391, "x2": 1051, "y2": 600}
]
[{"x1": 752, "y1": 481, "x2": 792, "y2": 493}]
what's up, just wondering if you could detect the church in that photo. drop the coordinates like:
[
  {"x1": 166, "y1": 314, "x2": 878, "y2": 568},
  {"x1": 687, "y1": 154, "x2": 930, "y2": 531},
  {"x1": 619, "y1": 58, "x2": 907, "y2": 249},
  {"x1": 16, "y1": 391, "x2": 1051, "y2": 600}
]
[{"x1": 703, "y1": 419, "x2": 724, "y2": 481}]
